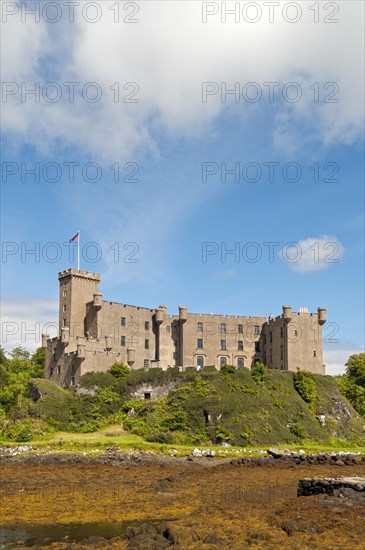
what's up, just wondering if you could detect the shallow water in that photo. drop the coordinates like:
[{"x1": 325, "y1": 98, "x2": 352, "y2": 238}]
[{"x1": 0, "y1": 518, "x2": 165, "y2": 547}]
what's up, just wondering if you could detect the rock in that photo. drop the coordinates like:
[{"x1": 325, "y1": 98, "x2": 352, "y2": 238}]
[
  {"x1": 192, "y1": 448, "x2": 203, "y2": 457},
  {"x1": 335, "y1": 460, "x2": 345, "y2": 466},
  {"x1": 267, "y1": 448, "x2": 292, "y2": 459},
  {"x1": 203, "y1": 533, "x2": 224, "y2": 544}
]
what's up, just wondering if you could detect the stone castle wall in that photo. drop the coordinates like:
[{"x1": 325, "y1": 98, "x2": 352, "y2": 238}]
[{"x1": 44, "y1": 269, "x2": 326, "y2": 386}]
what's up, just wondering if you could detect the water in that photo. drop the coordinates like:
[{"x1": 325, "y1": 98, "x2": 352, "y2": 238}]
[{"x1": 0, "y1": 518, "x2": 167, "y2": 548}]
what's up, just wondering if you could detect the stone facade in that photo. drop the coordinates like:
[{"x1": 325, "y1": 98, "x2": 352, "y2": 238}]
[{"x1": 43, "y1": 268, "x2": 326, "y2": 386}]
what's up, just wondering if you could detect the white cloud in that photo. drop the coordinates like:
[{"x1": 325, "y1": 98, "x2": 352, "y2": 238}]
[
  {"x1": 324, "y1": 348, "x2": 363, "y2": 376},
  {"x1": 2, "y1": 1, "x2": 364, "y2": 161},
  {"x1": 1, "y1": 299, "x2": 59, "y2": 354},
  {"x1": 282, "y1": 235, "x2": 344, "y2": 273}
]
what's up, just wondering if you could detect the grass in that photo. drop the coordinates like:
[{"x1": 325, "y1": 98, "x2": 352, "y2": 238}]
[{"x1": 1, "y1": 425, "x2": 364, "y2": 458}]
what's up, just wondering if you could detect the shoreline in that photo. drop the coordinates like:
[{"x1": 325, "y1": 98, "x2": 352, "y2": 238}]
[{"x1": 1, "y1": 446, "x2": 364, "y2": 468}]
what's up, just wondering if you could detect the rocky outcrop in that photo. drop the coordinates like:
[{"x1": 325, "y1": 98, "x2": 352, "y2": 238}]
[
  {"x1": 230, "y1": 450, "x2": 365, "y2": 467},
  {"x1": 298, "y1": 475, "x2": 365, "y2": 497}
]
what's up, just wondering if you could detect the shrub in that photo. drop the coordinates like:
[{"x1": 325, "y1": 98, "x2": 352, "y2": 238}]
[
  {"x1": 293, "y1": 370, "x2": 317, "y2": 408},
  {"x1": 145, "y1": 430, "x2": 174, "y2": 444},
  {"x1": 289, "y1": 422, "x2": 306, "y2": 440},
  {"x1": 220, "y1": 364, "x2": 236, "y2": 375},
  {"x1": 80, "y1": 371, "x2": 116, "y2": 389},
  {"x1": 2, "y1": 418, "x2": 54, "y2": 441},
  {"x1": 108, "y1": 363, "x2": 130, "y2": 380},
  {"x1": 251, "y1": 362, "x2": 267, "y2": 385}
]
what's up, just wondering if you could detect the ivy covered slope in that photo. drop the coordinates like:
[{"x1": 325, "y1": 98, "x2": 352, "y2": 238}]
[
  {"x1": 122, "y1": 365, "x2": 365, "y2": 446},
  {"x1": 0, "y1": 346, "x2": 364, "y2": 446}
]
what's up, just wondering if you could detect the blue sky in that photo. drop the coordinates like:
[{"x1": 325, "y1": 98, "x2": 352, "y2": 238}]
[{"x1": 1, "y1": 1, "x2": 364, "y2": 373}]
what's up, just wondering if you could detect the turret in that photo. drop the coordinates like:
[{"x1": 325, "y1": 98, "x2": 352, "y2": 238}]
[
  {"x1": 179, "y1": 306, "x2": 187, "y2": 323},
  {"x1": 93, "y1": 292, "x2": 102, "y2": 309},
  {"x1": 127, "y1": 347, "x2": 135, "y2": 367},
  {"x1": 155, "y1": 307, "x2": 164, "y2": 324},
  {"x1": 282, "y1": 305, "x2": 292, "y2": 323},
  {"x1": 61, "y1": 326, "x2": 70, "y2": 344},
  {"x1": 317, "y1": 307, "x2": 327, "y2": 326},
  {"x1": 77, "y1": 342, "x2": 85, "y2": 359},
  {"x1": 41, "y1": 334, "x2": 49, "y2": 348}
]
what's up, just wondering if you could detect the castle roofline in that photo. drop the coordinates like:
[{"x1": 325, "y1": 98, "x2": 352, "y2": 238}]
[{"x1": 58, "y1": 268, "x2": 101, "y2": 281}]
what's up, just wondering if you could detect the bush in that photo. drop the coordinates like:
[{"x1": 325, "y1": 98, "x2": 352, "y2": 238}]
[
  {"x1": 80, "y1": 371, "x2": 116, "y2": 389},
  {"x1": 220, "y1": 364, "x2": 236, "y2": 375},
  {"x1": 108, "y1": 363, "x2": 130, "y2": 380},
  {"x1": 293, "y1": 371, "x2": 317, "y2": 408},
  {"x1": 2, "y1": 418, "x2": 54, "y2": 442},
  {"x1": 289, "y1": 422, "x2": 306, "y2": 440},
  {"x1": 251, "y1": 362, "x2": 267, "y2": 385},
  {"x1": 145, "y1": 430, "x2": 174, "y2": 444}
]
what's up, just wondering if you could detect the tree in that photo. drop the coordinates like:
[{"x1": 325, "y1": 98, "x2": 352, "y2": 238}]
[
  {"x1": 10, "y1": 346, "x2": 30, "y2": 361},
  {"x1": 0, "y1": 347, "x2": 8, "y2": 367},
  {"x1": 31, "y1": 348, "x2": 46, "y2": 378},
  {"x1": 108, "y1": 362, "x2": 130, "y2": 380},
  {"x1": 346, "y1": 353, "x2": 365, "y2": 388}
]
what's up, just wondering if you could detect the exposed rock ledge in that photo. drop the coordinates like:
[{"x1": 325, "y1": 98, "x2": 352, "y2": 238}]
[{"x1": 298, "y1": 475, "x2": 365, "y2": 497}]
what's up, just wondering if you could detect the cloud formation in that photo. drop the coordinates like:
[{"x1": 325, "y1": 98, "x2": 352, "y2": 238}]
[
  {"x1": 282, "y1": 235, "x2": 344, "y2": 273},
  {"x1": 2, "y1": 1, "x2": 364, "y2": 161}
]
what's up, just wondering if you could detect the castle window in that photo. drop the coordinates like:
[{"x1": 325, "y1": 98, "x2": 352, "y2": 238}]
[
  {"x1": 144, "y1": 359, "x2": 150, "y2": 369},
  {"x1": 220, "y1": 356, "x2": 228, "y2": 367},
  {"x1": 63, "y1": 319, "x2": 67, "y2": 327},
  {"x1": 238, "y1": 340, "x2": 243, "y2": 351},
  {"x1": 280, "y1": 345, "x2": 283, "y2": 360},
  {"x1": 71, "y1": 376, "x2": 75, "y2": 385},
  {"x1": 270, "y1": 331, "x2": 272, "y2": 343},
  {"x1": 197, "y1": 339, "x2": 203, "y2": 349},
  {"x1": 255, "y1": 341, "x2": 260, "y2": 352},
  {"x1": 166, "y1": 326, "x2": 171, "y2": 333},
  {"x1": 173, "y1": 325, "x2": 177, "y2": 333},
  {"x1": 294, "y1": 329, "x2": 298, "y2": 336},
  {"x1": 280, "y1": 327, "x2": 283, "y2": 338},
  {"x1": 220, "y1": 340, "x2": 227, "y2": 350},
  {"x1": 255, "y1": 325, "x2": 260, "y2": 335},
  {"x1": 121, "y1": 317, "x2": 126, "y2": 327},
  {"x1": 237, "y1": 357, "x2": 244, "y2": 368},
  {"x1": 197, "y1": 322, "x2": 203, "y2": 332},
  {"x1": 173, "y1": 339, "x2": 177, "y2": 347},
  {"x1": 173, "y1": 352, "x2": 177, "y2": 360},
  {"x1": 238, "y1": 324, "x2": 243, "y2": 333},
  {"x1": 63, "y1": 290, "x2": 67, "y2": 297},
  {"x1": 220, "y1": 323, "x2": 226, "y2": 333},
  {"x1": 196, "y1": 355, "x2": 204, "y2": 368},
  {"x1": 121, "y1": 336, "x2": 126, "y2": 346},
  {"x1": 145, "y1": 321, "x2": 149, "y2": 330},
  {"x1": 57, "y1": 366, "x2": 61, "y2": 375},
  {"x1": 313, "y1": 350, "x2": 317, "y2": 357},
  {"x1": 145, "y1": 339, "x2": 149, "y2": 349},
  {"x1": 144, "y1": 392, "x2": 151, "y2": 400},
  {"x1": 63, "y1": 304, "x2": 67, "y2": 312},
  {"x1": 50, "y1": 367, "x2": 54, "y2": 375}
]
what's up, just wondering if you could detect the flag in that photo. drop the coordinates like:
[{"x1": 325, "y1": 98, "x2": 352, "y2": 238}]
[{"x1": 69, "y1": 232, "x2": 79, "y2": 242}]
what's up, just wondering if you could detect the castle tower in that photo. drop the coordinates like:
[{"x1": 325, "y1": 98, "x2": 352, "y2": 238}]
[{"x1": 58, "y1": 269, "x2": 101, "y2": 339}]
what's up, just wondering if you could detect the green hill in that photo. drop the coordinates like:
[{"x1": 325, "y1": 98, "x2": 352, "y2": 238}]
[
  {"x1": 121, "y1": 367, "x2": 365, "y2": 446},
  {"x1": 1, "y1": 365, "x2": 364, "y2": 447}
]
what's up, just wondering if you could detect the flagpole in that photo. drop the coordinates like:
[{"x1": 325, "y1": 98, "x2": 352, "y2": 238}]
[{"x1": 77, "y1": 229, "x2": 80, "y2": 271}]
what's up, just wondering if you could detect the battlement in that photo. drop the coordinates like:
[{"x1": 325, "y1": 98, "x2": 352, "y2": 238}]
[{"x1": 58, "y1": 268, "x2": 101, "y2": 282}]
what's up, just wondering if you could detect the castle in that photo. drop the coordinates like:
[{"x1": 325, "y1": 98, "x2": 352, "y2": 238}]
[{"x1": 43, "y1": 269, "x2": 327, "y2": 386}]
